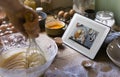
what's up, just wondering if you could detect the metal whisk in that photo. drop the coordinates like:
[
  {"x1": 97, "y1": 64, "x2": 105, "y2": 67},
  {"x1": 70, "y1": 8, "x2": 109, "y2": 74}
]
[
  {"x1": 26, "y1": 38, "x2": 46, "y2": 68},
  {"x1": 24, "y1": 11, "x2": 46, "y2": 68}
]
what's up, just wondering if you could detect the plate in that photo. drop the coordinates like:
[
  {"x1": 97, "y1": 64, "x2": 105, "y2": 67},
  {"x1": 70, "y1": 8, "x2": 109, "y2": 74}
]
[{"x1": 106, "y1": 36, "x2": 120, "y2": 67}]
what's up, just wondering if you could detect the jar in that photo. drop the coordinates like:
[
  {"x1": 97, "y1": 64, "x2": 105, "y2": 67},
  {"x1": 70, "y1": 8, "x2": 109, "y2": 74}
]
[
  {"x1": 73, "y1": 0, "x2": 95, "y2": 15},
  {"x1": 95, "y1": 11, "x2": 115, "y2": 27},
  {"x1": 24, "y1": 0, "x2": 37, "y2": 10}
]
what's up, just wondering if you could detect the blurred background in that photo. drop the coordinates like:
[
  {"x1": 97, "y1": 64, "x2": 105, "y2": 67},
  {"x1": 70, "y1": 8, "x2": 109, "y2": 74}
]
[{"x1": 20, "y1": 0, "x2": 120, "y2": 26}]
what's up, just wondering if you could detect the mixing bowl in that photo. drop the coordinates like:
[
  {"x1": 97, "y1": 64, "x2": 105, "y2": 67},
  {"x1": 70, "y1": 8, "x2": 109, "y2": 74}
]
[
  {"x1": 0, "y1": 33, "x2": 58, "y2": 77},
  {"x1": 45, "y1": 20, "x2": 66, "y2": 37},
  {"x1": 106, "y1": 36, "x2": 120, "y2": 67}
]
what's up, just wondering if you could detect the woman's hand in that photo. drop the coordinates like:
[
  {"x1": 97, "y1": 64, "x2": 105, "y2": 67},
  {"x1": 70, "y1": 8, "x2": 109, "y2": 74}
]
[
  {"x1": 23, "y1": 7, "x2": 40, "y2": 38},
  {"x1": 7, "y1": 7, "x2": 40, "y2": 38},
  {"x1": 0, "y1": 0, "x2": 40, "y2": 38}
]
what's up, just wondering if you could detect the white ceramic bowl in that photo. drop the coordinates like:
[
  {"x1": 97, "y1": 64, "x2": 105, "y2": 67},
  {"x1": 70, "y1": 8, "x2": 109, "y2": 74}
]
[
  {"x1": 0, "y1": 33, "x2": 58, "y2": 77},
  {"x1": 106, "y1": 36, "x2": 120, "y2": 67}
]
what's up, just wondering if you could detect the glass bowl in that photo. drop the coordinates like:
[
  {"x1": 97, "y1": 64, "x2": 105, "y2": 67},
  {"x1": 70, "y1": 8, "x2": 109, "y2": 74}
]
[
  {"x1": 106, "y1": 36, "x2": 120, "y2": 67},
  {"x1": 0, "y1": 33, "x2": 58, "y2": 77}
]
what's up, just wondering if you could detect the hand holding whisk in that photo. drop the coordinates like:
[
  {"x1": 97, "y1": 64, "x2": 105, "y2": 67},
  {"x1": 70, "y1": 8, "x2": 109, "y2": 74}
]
[{"x1": 24, "y1": 11, "x2": 46, "y2": 68}]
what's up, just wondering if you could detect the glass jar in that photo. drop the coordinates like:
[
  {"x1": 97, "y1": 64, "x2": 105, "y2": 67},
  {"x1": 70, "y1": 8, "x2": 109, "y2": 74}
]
[
  {"x1": 95, "y1": 11, "x2": 115, "y2": 27},
  {"x1": 73, "y1": 0, "x2": 95, "y2": 15},
  {"x1": 24, "y1": 0, "x2": 37, "y2": 10}
]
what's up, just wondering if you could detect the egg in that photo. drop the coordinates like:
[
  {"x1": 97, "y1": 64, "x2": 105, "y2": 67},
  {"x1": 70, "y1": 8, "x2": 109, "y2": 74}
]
[
  {"x1": 58, "y1": 10, "x2": 64, "y2": 18},
  {"x1": 63, "y1": 12, "x2": 70, "y2": 20},
  {"x1": 69, "y1": 9, "x2": 75, "y2": 17}
]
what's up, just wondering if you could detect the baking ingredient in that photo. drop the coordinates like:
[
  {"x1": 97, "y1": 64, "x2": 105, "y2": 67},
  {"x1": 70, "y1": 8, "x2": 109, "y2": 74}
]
[
  {"x1": 69, "y1": 9, "x2": 75, "y2": 17},
  {"x1": 24, "y1": 0, "x2": 36, "y2": 10},
  {"x1": 58, "y1": 10, "x2": 64, "y2": 20},
  {"x1": 63, "y1": 12, "x2": 70, "y2": 20},
  {"x1": 46, "y1": 21, "x2": 64, "y2": 29},
  {"x1": 0, "y1": 52, "x2": 26, "y2": 69},
  {"x1": 0, "y1": 48, "x2": 46, "y2": 69},
  {"x1": 47, "y1": 24, "x2": 64, "y2": 29}
]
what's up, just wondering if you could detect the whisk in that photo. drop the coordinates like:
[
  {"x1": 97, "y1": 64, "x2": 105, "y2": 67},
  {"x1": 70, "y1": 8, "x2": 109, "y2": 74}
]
[
  {"x1": 0, "y1": 38, "x2": 46, "y2": 69},
  {"x1": 26, "y1": 38, "x2": 46, "y2": 68},
  {"x1": 24, "y1": 12, "x2": 46, "y2": 68}
]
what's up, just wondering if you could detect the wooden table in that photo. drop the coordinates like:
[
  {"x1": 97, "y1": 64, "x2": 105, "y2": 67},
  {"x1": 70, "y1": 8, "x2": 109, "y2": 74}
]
[
  {"x1": 0, "y1": 10, "x2": 120, "y2": 77},
  {"x1": 39, "y1": 32, "x2": 120, "y2": 77}
]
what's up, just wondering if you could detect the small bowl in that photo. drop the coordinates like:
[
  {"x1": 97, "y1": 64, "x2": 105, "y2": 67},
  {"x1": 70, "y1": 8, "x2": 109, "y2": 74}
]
[
  {"x1": 106, "y1": 36, "x2": 120, "y2": 67},
  {"x1": 45, "y1": 20, "x2": 66, "y2": 37},
  {"x1": 36, "y1": 11, "x2": 47, "y2": 31}
]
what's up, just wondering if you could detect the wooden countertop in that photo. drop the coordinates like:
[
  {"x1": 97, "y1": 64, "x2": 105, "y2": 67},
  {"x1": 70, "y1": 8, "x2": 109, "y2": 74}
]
[
  {"x1": 41, "y1": 15, "x2": 120, "y2": 77},
  {"x1": 39, "y1": 32, "x2": 120, "y2": 77},
  {"x1": 0, "y1": 10, "x2": 120, "y2": 77}
]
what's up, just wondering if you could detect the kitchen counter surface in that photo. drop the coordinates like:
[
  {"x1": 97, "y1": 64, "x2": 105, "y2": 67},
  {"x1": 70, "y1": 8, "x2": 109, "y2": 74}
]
[
  {"x1": 39, "y1": 32, "x2": 120, "y2": 77},
  {"x1": 0, "y1": 14, "x2": 120, "y2": 77},
  {"x1": 42, "y1": 15, "x2": 120, "y2": 77}
]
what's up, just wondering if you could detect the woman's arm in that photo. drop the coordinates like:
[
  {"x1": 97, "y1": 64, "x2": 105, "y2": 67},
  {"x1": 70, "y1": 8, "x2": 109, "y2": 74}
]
[{"x1": 0, "y1": 0, "x2": 40, "y2": 38}]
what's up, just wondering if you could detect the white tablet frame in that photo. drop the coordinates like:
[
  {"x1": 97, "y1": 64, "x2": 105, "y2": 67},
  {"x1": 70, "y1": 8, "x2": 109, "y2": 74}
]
[{"x1": 62, "y1": 13, "x2": 110, "y2": 59}]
